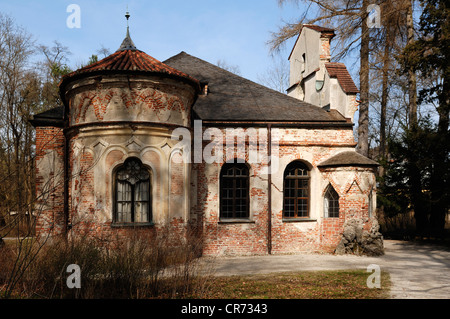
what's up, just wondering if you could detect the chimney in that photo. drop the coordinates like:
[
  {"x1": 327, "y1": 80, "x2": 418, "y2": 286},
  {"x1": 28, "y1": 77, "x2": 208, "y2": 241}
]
[{"x1": 319, "y1": 29, "x2": 334, "y2": 63}]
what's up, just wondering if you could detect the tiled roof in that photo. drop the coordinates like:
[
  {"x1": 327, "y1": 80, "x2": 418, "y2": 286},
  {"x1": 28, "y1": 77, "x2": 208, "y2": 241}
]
[
  {"x1": 325, "y1": 62, "x2": 359, "y2": 94},
  {"x1": 35, "y1": 52, "x2": 353, "y2": 127},
  {"x1": 61, "y1": 49, "x2": 199, "y2": 87},
  {"x1": 164, "y1": 52, "x2": 350, "y2": 124},
  {"x1": 60, "y1": 29, "x2": 200, "y2": 93},
  {"x1": 318, "y1": 151, "x2": 379, "y2": 167}
]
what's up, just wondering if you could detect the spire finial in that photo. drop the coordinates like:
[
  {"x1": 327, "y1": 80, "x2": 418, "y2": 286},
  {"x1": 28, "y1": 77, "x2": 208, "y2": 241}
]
[
  {"x1": 125, "y1": 6, "x2": 130, "y2": 27},
  {"x1": 117, "y1": 6, "x2": 137, "y2": 52}
]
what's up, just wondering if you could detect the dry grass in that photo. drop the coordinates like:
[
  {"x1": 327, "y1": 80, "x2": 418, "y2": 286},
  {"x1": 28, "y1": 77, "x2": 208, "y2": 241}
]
[
  {"x1": 194, "y1": 270, "x2": 391, "y2": 299},
  {"x1": 1, "y1": 230, "x2": 391, "y2": 299},
  {"x1": 0, "y1": 227, "x2": 213, "y2": 299}
]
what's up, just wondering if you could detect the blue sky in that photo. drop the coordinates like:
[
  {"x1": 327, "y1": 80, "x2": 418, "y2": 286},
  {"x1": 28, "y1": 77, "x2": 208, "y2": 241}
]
[{"x1": 0, "y1": 0, "x2": 308, "y2": 83}]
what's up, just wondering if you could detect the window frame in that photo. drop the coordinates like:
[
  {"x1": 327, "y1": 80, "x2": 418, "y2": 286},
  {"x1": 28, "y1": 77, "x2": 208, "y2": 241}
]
[
  {"x1": 112, "y1": 157, "x2": 153, "y2": 226},
  {"x1": 219, "y1": 161, "x2": 250, "y2": 220},
  {"x1": 283, "y1": 161, "x2": 311, "y2": 219},
  {"x1": 324, "y1": 184, "x2": 340, "y2": 218}
]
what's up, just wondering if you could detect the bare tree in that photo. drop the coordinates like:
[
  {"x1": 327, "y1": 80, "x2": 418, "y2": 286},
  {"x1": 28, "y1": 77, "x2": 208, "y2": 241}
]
[
  {"x1": 96, "y1": 45, "x2": 111, "y2": 58},
  {"x1": 38, "y1": 41, "x2": 72, "y2": 109},
  {"x1": 406, "y1": 0, "x2": 418, "y2": 127},
  {"x1": 357, "y1": 0, "x2": 371, "y2": 157},
  {"x1": 369, "y1": 0, "x2": 412, "y2": 164},
  {"x1": 0, "y1": 12, "x2": 36, "y2": 232},
  {"x1": 269, "y1": 0, "x2": 409, "y2": 157},
  {"x1": 216, "y1": 59, "x2": 242, "y2": 76},
  {"x1": 0, "y1": 12, "x2": 72, "y2": 243},
  {"x1": 257, "y1": 54, "x2": 289, "y2": 93}
]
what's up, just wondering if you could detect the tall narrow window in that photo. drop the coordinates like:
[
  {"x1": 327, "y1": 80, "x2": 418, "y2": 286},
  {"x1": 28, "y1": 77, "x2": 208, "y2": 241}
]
[
  {"x1": 324, "y1": 185, "x2": 340, "y2": 218},
  {"x1": 301, "y1": 53, "x2": 306, "y2": 73},
  {"x1": 283, "y1": 161, "x2": 310, "y2": 218},
  {"x1": 220, "y1": 162, "x2": 249, "y2": 219},
  {"x1": 114, "y1": 158, "x2": 151, "y2": 224},
  {"x1": 368, "y1": 189, "x2": 373, "y2": 217}
]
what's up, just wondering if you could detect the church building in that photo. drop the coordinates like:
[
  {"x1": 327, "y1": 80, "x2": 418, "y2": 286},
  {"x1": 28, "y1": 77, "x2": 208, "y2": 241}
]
[{"x1": 30, "y1": 19, "x2": 379, "y2": 256}]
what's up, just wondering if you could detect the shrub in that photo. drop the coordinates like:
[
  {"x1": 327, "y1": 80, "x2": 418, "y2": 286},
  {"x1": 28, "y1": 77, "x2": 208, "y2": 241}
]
[{"x1": 0, "y1": 225, "x2": 213, "y2": 299}]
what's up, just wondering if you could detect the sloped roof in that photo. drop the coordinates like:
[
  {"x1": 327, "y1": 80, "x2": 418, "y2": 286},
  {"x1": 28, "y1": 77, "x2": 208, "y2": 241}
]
[
  {"x1": 302, "y1": 24, "x2": 335, "y2": 34},
  {"x1": 29, "y1": 106, "x2": 64, "y2": 127},
  {"x1": 60, "y1": 49, "x2": 199, "y2": 88},
  {"x1": 34, "y1": 50, "x2": 354, "y2": 127},
  {"x1": 164, "y1": 52, "x2": 349, "y2": 124},
  {"x1": 325, "y1": 62, "x2": 359, "y2": 94},
  {"x1": 318, "y1": 151, "x2": 379, "y2": 167},
  {"x1": 117, "y1": 27, "x2": 137, "y2": 51},
  {"x1": 59, "y1": 31, "x2": 200, "y2": 95}
]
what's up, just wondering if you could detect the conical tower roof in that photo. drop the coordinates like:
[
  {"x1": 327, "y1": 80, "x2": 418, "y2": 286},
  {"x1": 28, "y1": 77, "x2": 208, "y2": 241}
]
[{"x1": 59, "y1": 13, "x2": 199, "y2": 95}]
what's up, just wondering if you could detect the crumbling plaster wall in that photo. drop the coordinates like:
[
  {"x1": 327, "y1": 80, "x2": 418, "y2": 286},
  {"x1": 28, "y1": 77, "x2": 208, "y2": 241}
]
[
  {"x1": 195, "y1": 126, "x2": 377, "y2": 256},
  {"x1": 61, "y1": 74, "x2": 196, "y2": 240}
]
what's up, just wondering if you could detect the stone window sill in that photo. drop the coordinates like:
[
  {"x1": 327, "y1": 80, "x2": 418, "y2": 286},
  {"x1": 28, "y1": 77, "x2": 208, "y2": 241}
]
[
  {"x1": 282, "y1": 218, "x2": 317, "y2": 223},
  {"x1": 111, "y1": 222, "x2": 155, "y2": 228},
  {"x1": 219, "y1": 219, "x2": 255, "y2": 224}
]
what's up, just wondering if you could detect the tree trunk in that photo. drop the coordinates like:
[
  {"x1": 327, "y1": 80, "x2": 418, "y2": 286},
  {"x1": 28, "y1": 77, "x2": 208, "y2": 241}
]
[
  {"x1": 379, "y1": 27, "x2": 391, "y2": 178},
  {"x1": 407, "y1": 0, "x2": 417, "y2": 127},
  {"x1": 357, "y1": 0, "x2": 370, "y2": 157},
  {"x1": 405, "y1": 0, "x2": 426, "y2": 235}
]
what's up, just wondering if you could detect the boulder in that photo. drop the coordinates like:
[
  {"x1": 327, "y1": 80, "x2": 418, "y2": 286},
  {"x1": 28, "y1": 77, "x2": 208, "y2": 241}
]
[{"x1": 335, "y1": 218, "x2": 384, "y2": 256}]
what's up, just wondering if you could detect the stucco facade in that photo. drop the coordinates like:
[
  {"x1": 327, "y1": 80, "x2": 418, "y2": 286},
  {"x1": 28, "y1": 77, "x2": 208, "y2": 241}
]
[
  {"x1": 31, "y1": 24, "x2": 379, "y2": 256},
  {"x1": 287, "y1": 25, "x2": 360, "y2": 122}
]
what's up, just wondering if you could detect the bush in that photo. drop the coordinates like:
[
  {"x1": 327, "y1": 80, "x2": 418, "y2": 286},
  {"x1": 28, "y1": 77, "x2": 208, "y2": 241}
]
[
  {"x1": 0, "y1": 226, "x2": 213, "y2": 299},
  {"x1": 378, "y1": 210, "x2": 417, "y2": 240}
]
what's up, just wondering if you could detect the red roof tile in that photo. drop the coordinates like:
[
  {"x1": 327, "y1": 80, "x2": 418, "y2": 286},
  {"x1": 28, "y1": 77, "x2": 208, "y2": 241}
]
[
  {"x1": 325, "y1": 62, "x2": 359, "y2": 94},
  {"x1": 60, "y1": 49, "x2": 200, "y2": 90}
]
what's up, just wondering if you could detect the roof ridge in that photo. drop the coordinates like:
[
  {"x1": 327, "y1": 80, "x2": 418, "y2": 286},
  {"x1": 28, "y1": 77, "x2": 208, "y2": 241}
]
[
  {"x1": 164, "y1": 51, "x2": 348, "y2": 121},
  {"x1": 318, "y1": 151, "x2": 379, "y2": 167},
  {"x1": 59, "y1": 49, "x2": 201, "y2": 96},
  {"x1": 325, "y1": 62, "x2": 346, "y2": 66},
  {"x1": 325, "y1": 63, "x2": 359, "y2": 94}
]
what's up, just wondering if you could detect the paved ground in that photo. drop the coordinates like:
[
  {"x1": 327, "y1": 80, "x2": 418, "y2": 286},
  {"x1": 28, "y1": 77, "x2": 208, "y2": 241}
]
[{"x1": 204, "y1": 239, "x2": 450, "y2": 299}]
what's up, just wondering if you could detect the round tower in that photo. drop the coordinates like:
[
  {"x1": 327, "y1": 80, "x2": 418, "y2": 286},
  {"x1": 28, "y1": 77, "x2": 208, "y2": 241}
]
[{"x1": 59, "y1": 15, "x2": 199, "y2": 239}]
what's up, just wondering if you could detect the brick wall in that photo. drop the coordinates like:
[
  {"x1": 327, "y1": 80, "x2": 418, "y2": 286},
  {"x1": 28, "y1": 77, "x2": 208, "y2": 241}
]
[
  {"x1": 34, "y1": 127, "x2": 65, "y2": 238},
  {"x1": 194, "y1": 126, "x2": 377, "y2": 256},
  {"x1": 34, "y1": 69, "x2": 377, "y2": 257}
]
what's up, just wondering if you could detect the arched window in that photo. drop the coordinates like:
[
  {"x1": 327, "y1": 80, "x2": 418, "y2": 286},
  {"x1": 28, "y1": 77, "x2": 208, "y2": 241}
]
[
  {"x1": 220, "y1": 162, "x2": 249, "y2": 219},
  {"x1": 283, "y1": 161, "x2": 310, "y2": 218},
  {"x1": 114, "y1": 158, "x2": 152, "y2": 224},
  {"x1": 324, "y1": 185, "x2": 339, "y2": 218}
]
